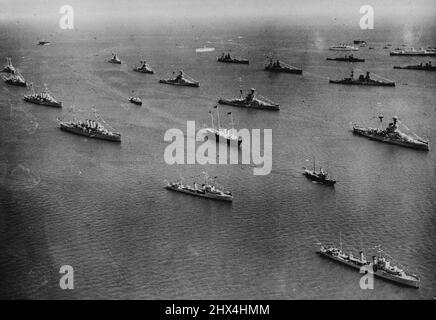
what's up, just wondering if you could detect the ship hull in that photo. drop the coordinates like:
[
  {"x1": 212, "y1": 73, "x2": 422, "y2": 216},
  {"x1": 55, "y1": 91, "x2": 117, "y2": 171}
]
[
  {"x1": 133, "y1": 68, "x2": 154, "y2": 74},
  {"x1": 317, "y1": 251, "x2": 419, "y2": 288},
  {"x1": 23, "y1": 98, "x2": 62, "y2": 108},
  {"x1": 159, "y1": 80, "x2": 199, "y2": 87},
  {"x1": 264, "y1": 67, "x2": 302, "y2": 74},
  {"x1": 217, "y1": 58, "x2": 249, "y2": 64},
  {"x1": 218, "y1": 98, "x2": 280, "y2": 111},
  {"x1": 5, "y1": 80, "x2": 27, "y2": 87},
  {"x1": 353, "y1": 127, "x2": 429, "y2": 151},
  {"x1": 329, "y1": 80, "x2": 395, "y2": 87},
  {"x1": 108, "y1": 60, "x2": 121, "y2": 64},
  {"x1": 59, "y1": 123, "x2": 121, "y2": 142},
  {"x1": 165, "y1": 185, "x2": 233, "y2": 202}
]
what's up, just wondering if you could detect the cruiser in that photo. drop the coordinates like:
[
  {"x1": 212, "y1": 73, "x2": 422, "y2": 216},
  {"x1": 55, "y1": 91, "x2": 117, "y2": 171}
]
[
  {"x1": 218, "y1": 88, "x2": 279, "y2": 111},
  {"x1": 108, "y1": 52, "x2": 122, "y2": 64},
  {"x1": 393, "y1": 61, "x2": 436, "y2": 71},
  {"x1": 2, "y1": 57, "x2": 16, "y2": 74},
  {"x1": 4, "y1": 70, "x2": 27, "y2": 87},
  {"x1": 317, "y1": 237, "x2": 420, "y2": 288},
  {"x1": 329, "y1": 70, "x2": 395, "y2": 87},
  {"x1": 390, "y1": 48, "x2": 436, "y2": 56},
  {"x1": 159, "y1": 70, "x2": 199, "y2": 87},
  {"x1": 352, "y1": 115, "x2": 429, "y2": 151},
  {"x1": 264, "y1": 58, "x2": 302, "y2": 74},
  {"x1": 165, "y1": 173, "x2": 233, "y2": 202},
  {"x1": 133, "y1": 60, "x2": 154, "y2": 74},
  {"x1": 205, "y1": 106, "x2": 242, "y2": 146},
  {"x1": 23, "y1": 83, "x2": 62, "y2": 108},
  {"x1": 59, "y1": 117, "x2": 121, "y2": 142},
  {"x1": 129, "y1": 96, "x2": 142, "y2": 105},
  {"x1": 217, "y1": 52, "x2": 249, "y2": 64},
  {"x1": 329, "y1": 44, "x2": 359, "y2": 51},
  {"x1": 326, "y1": 54, "x2": 365, "y2": 62},
  {"x1": 303, "y1": 158, "x2": 335, "y2": 186}
]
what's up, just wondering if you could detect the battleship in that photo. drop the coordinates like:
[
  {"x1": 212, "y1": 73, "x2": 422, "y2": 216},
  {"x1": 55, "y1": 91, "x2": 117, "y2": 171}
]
[
  {"x1": 133, "y1": 60, "x2": 154, "y2": 74},
  {"x1": 217, "y1": 52, "x2": 249, "y2": 64},
  {"x1": 2, "y1": 57, "x2": 16, "y2": 74},
  {"x1": 59, "y1": 117, "x2": 121, "y2": 142},
  {"x1": 326, "y1": 54, "x2": 365, "y2": 62},
  {"x1": 390, "y1": 48, "x2": 436, "y2": 56},
  {"x1": 352, "y1": 115, "x2": 429, "y2": 151},
  {"x1": 165, "y1": 174, "x2": 233, "y2": 202},
  {"x1": 329, "y1": 44, "x2": 359, "y2": 51},
  {"x1": 205, "y1": 107, "x2": 242, "y2": 146},
  {"x1": 218, "y1": 88, "x2": 279, "y2": 111},
  {"x1": 129, "y1": 96, "x2": 142, "y2": 105},
  {"x1": 303, "y1": 159, "x2": 336, "y2": 186},
  {"x1": 329, "y1": 70, "x2": 395, "y2": 87},
  {"x1": 393, "y1": 61, "x2": 436, "y2": 71},
  {"x1": 317, "y1": 236, "x2": 420, "y2": 288},
  {"x1": 23, "y1": 84, "x2": 62, "y2": 108},
  {"x1": 264, "y1": 58, "x2": 302, "y2": 74},
  {"x1": 4, "y1": 70, "x2": 27, "y2": 87},
  {"x1": 108, "y1": 52, "x2": 122, "y2": 64},
  {"x1": 159, "y1": 70, "x2": 199, "y2": 87}
]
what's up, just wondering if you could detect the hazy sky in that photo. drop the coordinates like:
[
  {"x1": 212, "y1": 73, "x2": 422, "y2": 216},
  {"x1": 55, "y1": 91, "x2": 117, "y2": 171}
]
[{"x1": 1, "y1": 0, "x2": 435, "y2": 25}]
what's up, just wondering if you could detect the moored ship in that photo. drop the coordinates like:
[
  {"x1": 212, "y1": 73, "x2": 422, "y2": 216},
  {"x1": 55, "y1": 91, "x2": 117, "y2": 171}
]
[
  {"x1": 159, "y1": 70, "x2": 199, "y2": 87},
  {"x1": 326, "y1": 54, "x2": 365, "y2": 62},
  {"x1": 264, "y1": 58, "x2": 302, "y2": 74},
  {"x1": 329, "y1": 44, "x2": 359, "y2": 51},
  {"x1": 352, "y1": 115, "x2": 429, "y2": 151},
  {"x1": 217, "y1": 52, "x2": 249, "y2": 64},
  {"x1": 329, "y1": 70, "x2": 395, "y2": 87},
  {"x1": 108, "y1": 52, "x2": 122, "y2": 64},
  {"x1": 317, "y1": 237, "x2": 420, "y2": 288},
  {"x1": 23, "y1": 83, "x2": 62, "y2": 108},
  {"x1": 390, "y1": 48, "x2": 436, "y2": 56},
  {"x1": 129, "y1": 96, "x2": 142, "y2": 105},
  {"x1": 59, "y1": 117, "x2": 121, "y2": 142},
  {"x1": 393, "y1": 61, "x2": 436, "y2": 71},
  {"x1": 205, "y1": 106, "x2": 242, "y2": 146},
  {"x1": 303, "y1": 158, "x2": 335, "y2": 186},
  {"x1": 4, "y1": 70, "x2": 27, "y2": 87},
  {"x1": 133, "y1": 60, "x2": 154, "y2": 74},
  {"x1": 2, "y1": 57, "x2": 16, "y2": 74},
  {"x1": 218, "y1": 88, "x2": 279, "y2": 111}
]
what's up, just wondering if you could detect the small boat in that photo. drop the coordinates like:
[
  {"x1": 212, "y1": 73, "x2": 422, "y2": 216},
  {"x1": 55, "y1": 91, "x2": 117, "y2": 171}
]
[
  {"x1": 205, "y1": 106, "x2": 242, "y2": 146},
  {"x1": 326, "y1": 54, "x2": 365, "y2": 62},
  {"x1": 23, "y1": 83, "x2": 62, "y2": 108},
  {"x1": 329, "y1": 70, "x2": 395, "y2": 87},
  {"x1": 218, "y1": 88, "x2": 279, "y2": 111},
  {"x1": 353, "y1": 40, "x2": 366, "y2": 45},
  {"x1": 2, "y1": 57, "x2": 16, "y2": 74},
  {"x1": 329, "y1": 44, "x2": 359, "y2": 51},
  {"x1": 159, "y1": 70, "x2": 199, "y2": 87},
  {"x1": 133, "y1": 60, "x2": 154, "y2": 74},
  {"x1": 264, "y1": 58, "x2": 302, "y2": 74},
  {"x1": 38, "y1": 41, "x2": 51, "y2": 46},
  {"x1": 217, "y1": 52, "x2": 249, "y2": 64},
  {"x1": 303, "y1": 158, "x2": 336, "y2": 186},
  {"x1": 165, "y1": 173, "x2": 233, "y2": 202},
  {"x1": 393, "y1": 61, "x2": 436, "y2": 71},
  {"x1": 195, "y1": 46, "x2": 215, "y2": 53},
  {"x1": 108, "y1": 52, "x2": 122, "y2": 64},
  {"x1": 129, "y1": 97, "x2": 142, "y2": 105}
]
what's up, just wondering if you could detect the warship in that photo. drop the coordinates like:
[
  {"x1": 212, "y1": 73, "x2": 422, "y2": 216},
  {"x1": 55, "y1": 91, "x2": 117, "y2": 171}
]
[
  {"x1": 218, "y1": 88, "x2": 279, "y2": 111},
  {"x1": 317, "y1": 236, "x2": 420, "y2": 288},
  {"x1": 329, "y1": 70, "x2": 395, "y2": 87},
  {"x1": 393, "y1": 61, "x2": 436, "y2": 71},
  {"x1": 390, "y1": 48, "x2": 436, "y2": 56},
  {"x1": 264, "y1": 58, "x2": 302, "y2": 74},
  {"x1": 108, "y1": 52, "x2": 122, "y2": 64},
  {"x1": 303, "y1": 158, "x2": 336, "y2": 186},
  {"x1": 2, "y1": 57, "x2": 16, "y2": 74},
  {"x1": 133, "y1": 60, "x2": 154, "y2": 74},
  {"x1": 206, "y1": 107, "x2": 242, "y2": 146},
  {"x1": 23, "y1": 83, "x2": 62, "y2": 108},
  {"x1": 159, "y1": 70, "x2": 199, "y2": 87},
  {"x1": 38, "y1": 41, "x2": 51, "y2": 46},
  {"x1": 217, "y1": 52, "x2": 249, "y2": 64},
  {"x1": 352, "y1": 115, "x2": 429, "y2": 151},
  {"x1": 4, "y1": 70, "x2": 27, "y2": 87},
  {"x1": 59, "y1": 113, "x2": 121, "y2": 142},
  {"x1": 165, "y1": 173, "x2": 233, "y2": 202},
  {"x1": 129, "y1": 96, "x2": 142, "y2": 105},
  {"x1": 329, "y1": 44, "x2": 359, "y2": 51},
  {"x1": 326, "y1": 54, "x2": 365, "y2": 62}
]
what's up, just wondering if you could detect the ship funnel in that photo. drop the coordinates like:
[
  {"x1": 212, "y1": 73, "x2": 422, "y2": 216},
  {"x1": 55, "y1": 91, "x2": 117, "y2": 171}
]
[{"x1": 360, "y1": 251, "x2": 364, "y2": 261}]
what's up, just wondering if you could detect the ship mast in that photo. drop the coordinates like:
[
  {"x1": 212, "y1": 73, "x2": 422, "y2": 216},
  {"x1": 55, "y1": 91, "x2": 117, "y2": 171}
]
[
  {"x1": 209, "y1": 110, "x2": 214, "y2": 130},
  {"x1": 339, "y1": 232, "x2": 343, "y2": 252}
]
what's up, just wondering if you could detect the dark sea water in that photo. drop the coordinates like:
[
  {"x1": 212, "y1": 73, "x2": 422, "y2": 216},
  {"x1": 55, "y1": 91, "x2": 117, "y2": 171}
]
[{"x1": 0, "y1": 17, "x2": 435, "y2": 299}]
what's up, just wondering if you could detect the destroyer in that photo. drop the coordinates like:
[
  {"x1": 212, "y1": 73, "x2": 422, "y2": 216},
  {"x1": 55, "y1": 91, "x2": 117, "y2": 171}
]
[
  {"x1": 326, "y1": 54, "x2": 365, "y2": 62},
  {"x1": 393, "y1": 61, "x2": 436, "y2": 71},
  {"x1": 2, "y1": 57, "x2": 16, "y2": 74},
  {"x1": 108, "y1": 52, "x2": 121, "y2": 64},
  {"x1": 317, "y1": 237, "x2": 420, "y2": 288},
  {"x1": 159, "y1": 70, "x2": 199, "y2": 87},
  {"x1": 329, "y1": 70, "x2": 395, "y2": 87},
  {"x1": 23, "y1": 83, "x2": 62, "y2": 108},
  {"x1": 264, "y1": 58, "x2": 302, "y2": 74},
  {"x1": 165, "y1": 174, "x2": 233, "y2": 202},
  {"x1": 133, "y1": 60, "x2": 154, "y2": 74},
  {"x1": 352, "y1": 115, "x2": 429, "y2": 151},
  {"x1": 303, "y1": 159, "x2": 335, "y2": 186},
  {"x1": 218, "y1": 88, "x2": 279, "y2": 111},
  {"x1": 217, "y1": 52, "x2": 249, "y2": 64},
  {"x1": 59, "y1": 118, "x2": 121, "y2": 142},
  {"x1": 329, "y1": 44, "x2": 358, "y2": 51}
]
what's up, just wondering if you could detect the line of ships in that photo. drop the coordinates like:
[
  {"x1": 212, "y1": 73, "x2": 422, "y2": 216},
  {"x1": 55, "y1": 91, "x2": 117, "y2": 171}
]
[{"x1": 2, "y1": 40, "x2": 432, "y2": 289}]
